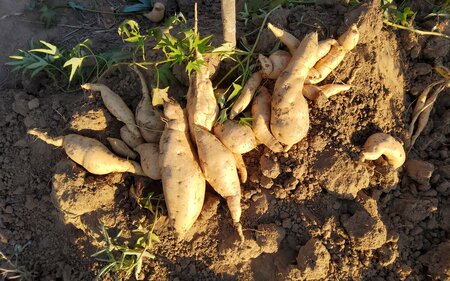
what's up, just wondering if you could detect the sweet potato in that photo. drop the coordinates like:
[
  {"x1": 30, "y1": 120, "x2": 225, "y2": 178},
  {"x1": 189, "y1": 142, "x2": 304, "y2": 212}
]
[
  {"x1": 317, "y1": 39, "x2": 338, "y2": 60},
  {"x1": 133, "y1": 67, "x2": 165, "y2": 143},
  {"x1": 159, "y1": 101, "x2": 205, "y2": 239},
  {"x1": 267, "y1": 23, "x2": 300, "y2": 55},
  {"x1": 186, "y1": 51, "x2": 219, "y2": 141},
  {"x1": 120, "y1": 125, "x2": 144, "y2": 149},
  {"x1": 302, "y1": 84, "x2": 351, "y2": 100},
  {"x1": 229, "y1": 71, "x2": 263, "y2": 119},
  {"x1": 409, "y1": 81, "x2": 448, "y2": 150},
  {"x1": 107, "y1": 137, "x2": 137, "y2": 159},
  {"x1": 271, "y1": 32, "x2": 319, "y2": 150},
  {"x1": 307, "y1": 25, "x2": 359, "y2": 84},
  {"x1": 251, "y1": 86, "x2": 283, "y2": 153},
  {"x1": 233, "y1": 153, "x2": 247, "y2": 183},
  {"x1": 81, "y1": 83, "x2": 141, "y2": 138},
  {"x1": 360, "y1": 133, "x2": 405, "y2": 169},
  {"x1": 213, "y1": 120, "x2": 257, "y2": 154},
  {"x1": 28, "y1": 129, "x2": 144, "y2": 175},
  {"x1": 259, "y1": 50, "x2": 291, "y2": 79},
  {"x1": 134, "y1": 143, "x2": 160, "y2": 180},
  {"x1": 144, "y1": 2, "x2": 165, "y2": 23},
  {"x1": 194, "y1": 125, "x2": 243, "y2": 240}
]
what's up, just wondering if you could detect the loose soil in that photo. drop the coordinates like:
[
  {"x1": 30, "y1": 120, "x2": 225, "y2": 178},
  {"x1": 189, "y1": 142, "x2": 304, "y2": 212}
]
[{"x1": 1, "y1": 0, "x2": 449, "y2": 280}]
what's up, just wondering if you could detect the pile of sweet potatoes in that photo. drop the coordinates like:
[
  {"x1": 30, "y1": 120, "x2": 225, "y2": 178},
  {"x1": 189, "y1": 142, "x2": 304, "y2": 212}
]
[{"x1": 28, "y1": 23, "x2": 408, "y2": 240}]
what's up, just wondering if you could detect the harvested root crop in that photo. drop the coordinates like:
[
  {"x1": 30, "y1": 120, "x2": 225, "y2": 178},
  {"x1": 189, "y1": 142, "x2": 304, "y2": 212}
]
[
  {"x1": 408, "y1": 78, "x2": 449, "y2": 150},
  {"x1": 259, "y1": 50, "x2": 291, "y2": 79},
  {"x1": 251, "y1": 86, "x2": 283, "y2": 153},
  {"x1": 144, "y1": 2, "x2": 165, "y2": 23},
  {"x1": 213, "y1": 120, "x2": 257, "y2": 154},
  {"x1": 271, "y1": 32, "x2": 318, "y2": 150},
  {"x1": 81, "y1": 83, "x2": 141, "y2": 138},
  {"x1": 194, "y1": 125, "x2": 244, "y2": 241},
  {"x1": 307, "y1": 24, "x2": 359, "y2": 84},
  {"x1": 135, "y1": 143, "x2": 161, "y2": 180},
  {"x1": 360, "y1": 132, "x2": 406, "y2": 169},
  {"x1": 267, "y1": 23, "x2": 300, "y2": 55},
  {"x1": 229, "y1": 71, "x2": 263, "y2": 119},
  {"x1": 159, "y1": 101, "x2": 206, "y2": 239},
  {"x1": 133, "y1": 67, "x2": 164, "y2": 143},
  {"x1": 317, "y1": 39, "x2": 338, "y2": 60},
  {"x1": 28, "y1": 129, "x2": 144, "y2": 175},
  {"x1": 187, "y1": 52, "x2": 219, "y2": 140},
  {"x1": 233, "y1": 153, "x2": 247, "y2": 183},
  {"x1": 120, "y1": 125, "x2": 144, "y2": 149},
  {"x1": 107, "y1": 137, "x2": 137, "y2": 159},
  {"x1": 302, "y1": 84, "x2": 351, "y2": 100}
]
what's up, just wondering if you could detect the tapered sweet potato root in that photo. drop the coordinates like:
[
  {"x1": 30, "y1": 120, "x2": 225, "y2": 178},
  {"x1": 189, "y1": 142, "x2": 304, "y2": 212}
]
[
  {"x1": 28, "y1": 129, "x2": 144, "y2": 175},
  {"x1": 159, "y1": 101, "x2": 206, "y2": 239}
]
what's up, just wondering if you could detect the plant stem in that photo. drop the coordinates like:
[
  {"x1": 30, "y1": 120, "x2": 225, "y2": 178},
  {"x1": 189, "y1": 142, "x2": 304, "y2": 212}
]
[{"x1": 383, "y1": 20, "x2": 450, "y2": 39}]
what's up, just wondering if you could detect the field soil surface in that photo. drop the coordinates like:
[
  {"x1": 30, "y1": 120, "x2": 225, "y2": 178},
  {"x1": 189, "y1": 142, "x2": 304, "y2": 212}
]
[{"x1": 0, "y1": 0, "x2": 449, "y2": 280}]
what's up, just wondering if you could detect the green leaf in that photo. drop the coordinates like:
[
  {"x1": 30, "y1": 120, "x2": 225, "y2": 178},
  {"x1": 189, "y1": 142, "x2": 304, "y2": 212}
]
[
  {"x1": 150, "y1": 233, "x2": 160, "y2": 243},
  {"x1": 156, "y1": 63, "x2": 178, "y2": 87},
  {"x1": 63, "y1": 57, "x2": 84, "y2": 82},
  {"x1": 39, "y1": 5, "x2": 57, "y2": 28},
  {"x1": 30, "y1": 40, "x2": 58, "y2": 55},
  {"x1": 217, "y1": 108, "x2": 229, "y2": 124},
  {"x1": 26, "y1": 60, "x2": 47, "y2": 70},
  {"x1": 239, "y1": 117, "x2": 253, "y2": 126},
  {"x1": 31, "y1": 65, "x2": 47, "y2": 78},
  {"x1": 226, "y1": 83, "x2": 243, "y2": 102},
  {"x1": 8, "y1": 55, "x2": 25, "y2": 60},
  {"x1": 186, "y1": 59, "x2": 204, "y2": 76}
]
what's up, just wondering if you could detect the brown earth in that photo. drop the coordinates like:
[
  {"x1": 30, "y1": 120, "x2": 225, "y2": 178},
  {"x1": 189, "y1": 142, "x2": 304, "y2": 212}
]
[{"x1": 1, "y1": 0, "x2": 449, "y2": 280}]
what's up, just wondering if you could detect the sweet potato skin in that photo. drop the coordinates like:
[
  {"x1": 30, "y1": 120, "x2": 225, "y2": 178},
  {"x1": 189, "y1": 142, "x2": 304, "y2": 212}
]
[
  {"x1": 271, "y1": 32, "x2": 319, "y2": 149},
  {"x1": 213, "y1": 120, "x2": 257, "y2": 154},
  {"x1": 133, "y1": 67, "x2": 164, "y2": 143},
  {"x1": 159, "y1": 101, "x2": 205, "y2": 239},
  {"x1": 81, "y1": 83, "x2": 141, "y2": 138},
  {"x1": 107, "y1": 137, "x2": 137, "y2": 159},
  {"x1": 186, "y1": 52, "x2": 219, "y2": 142},
  {"x1": 120, "y1": 125, "x2": 145, "y2": 149},
  {"x1": 194, "y1": 125, "x2": 242, "y2": 239},
  {"x1": 360, "y1": 133, "x2": 406, "y2": 169},
  {"x1": 28, "y1": 129, "x2": 144, "y2": 175},
  {"x1": 229, "y1": 71, "x2": 263, "y2": 119},
  {"x1": 135, "y1": 143, "x2": 161, "y2": 180},
  {"x1": 251, "y1": 87, "x2": 283, "y2": 153}
]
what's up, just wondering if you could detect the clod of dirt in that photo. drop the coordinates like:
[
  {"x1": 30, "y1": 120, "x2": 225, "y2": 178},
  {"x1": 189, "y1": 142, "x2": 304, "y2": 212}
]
[
  {"x1": 198, "y1": 192, "x2": 221, "y2": 221},
  {"x1": 295, "y1": 238, "x2": 331, "y2": 280},
  {"x1": 260, "y1": 155, "x2": 281, "y2": 179},
  {"x1": 404, "y1": 159, "x2": 434, "y2": 184},
  {"x1": 440, "y1": 205, "x2": 450, "y2": 232},
  {"x1": 69, "y1": 109, "x2": 111, "y2": 133},
  {"x1": 28, "y1": 98, "x2": 40, "y2": 110},
  {"x1": 52, "y1": 159, "x2": 119, "y2": 224},
  {"x1": 418, "y1": 241, "x2": 450, "y2": 280},
  {"x1": 423, "y1": 20, "x2": 450, "y2": 59},
  {"x1": 259, "y1": 175, "x2": 274, "y2": 189},
  {"x1": 246, "y1": 192, "x2": 269, "y2": 217},
  {"x1": 314, "y1": 150, "x2": 371, "y2": 199},
  {"x1": 12, "y1": 98, "x2": 30, "y2": 116},
  {"x1": 411, "y1": 63, "x2": 432, "y2": 77},
  {"x1": 392, "y1": 197, "x2": 438, "y2": 222},
  {"x1": 255, "y1": 223, "x2": 286, "y2": 254},
  {"x1": 342, "y1": 210, "x2": 387, "y2": 250},
  {"x1": 218, "y1": 236, "x2": 263, "y2": 263}
]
